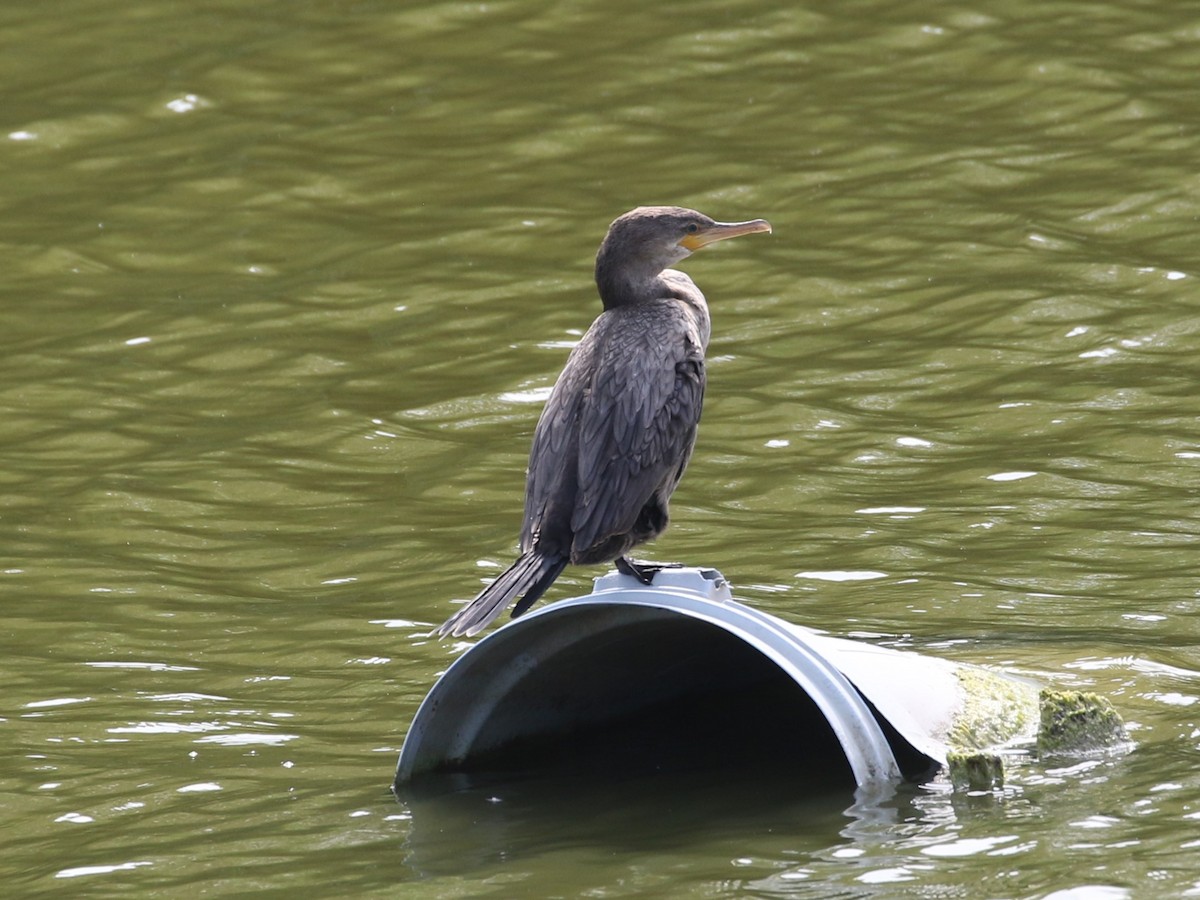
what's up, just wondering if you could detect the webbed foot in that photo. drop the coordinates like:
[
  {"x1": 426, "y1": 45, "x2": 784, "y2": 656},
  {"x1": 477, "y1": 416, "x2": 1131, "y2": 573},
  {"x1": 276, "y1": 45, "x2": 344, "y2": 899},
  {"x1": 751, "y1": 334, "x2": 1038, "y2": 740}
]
[{"x1": 616, "y1": 556, "x2": 684, "y2": 585}]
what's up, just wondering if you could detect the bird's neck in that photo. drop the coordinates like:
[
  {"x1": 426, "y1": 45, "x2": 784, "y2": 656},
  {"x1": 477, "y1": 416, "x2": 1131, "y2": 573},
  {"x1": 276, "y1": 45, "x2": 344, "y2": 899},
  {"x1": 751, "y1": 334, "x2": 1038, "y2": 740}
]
[
  {"x1": 595, "y1": 266, "x2": 670, "y2": 309},
  {"x1": 661, "y1": 269, "x2": 711, "y2": 348},
  {"x1": 595, "y1": 237, "x2": 687, "y2": 310},
  {"x1": 595, "y1": 265, "x2": 711, "y2": 347}
]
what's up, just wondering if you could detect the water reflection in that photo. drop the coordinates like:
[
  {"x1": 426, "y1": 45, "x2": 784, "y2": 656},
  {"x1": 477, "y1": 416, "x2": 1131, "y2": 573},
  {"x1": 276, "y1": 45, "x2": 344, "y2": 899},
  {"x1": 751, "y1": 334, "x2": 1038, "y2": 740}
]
[{"x1": 401, "y1": 767, "x2": 865, "y2": 879}]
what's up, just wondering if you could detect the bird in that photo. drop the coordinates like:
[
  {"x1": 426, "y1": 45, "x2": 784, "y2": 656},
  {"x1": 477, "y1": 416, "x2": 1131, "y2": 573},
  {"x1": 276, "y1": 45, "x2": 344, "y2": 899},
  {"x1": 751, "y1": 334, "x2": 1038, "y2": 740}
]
[{"x1": 437, "y1": 206, "x2": 771, "y2": 637}]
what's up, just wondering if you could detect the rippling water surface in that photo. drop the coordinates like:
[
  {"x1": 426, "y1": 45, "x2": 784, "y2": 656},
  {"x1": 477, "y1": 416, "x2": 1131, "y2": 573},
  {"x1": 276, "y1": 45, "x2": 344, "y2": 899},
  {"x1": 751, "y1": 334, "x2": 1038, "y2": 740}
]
[{"x1": 5, "y1": 1, "x2": 1200, "y2": 896}]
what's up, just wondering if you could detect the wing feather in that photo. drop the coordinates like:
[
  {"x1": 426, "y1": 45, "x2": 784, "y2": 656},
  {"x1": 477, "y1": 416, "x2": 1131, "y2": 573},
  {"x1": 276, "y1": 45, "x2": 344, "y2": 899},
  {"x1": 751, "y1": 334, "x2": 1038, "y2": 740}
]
[
  {"x1": 570, "y1": 307, "x2": 705, "y2": 556},
  {"x1": 519, "y1": 333, "x2": 597, "y2": 554},
  {"x1": 518, "y1": 301, "x2": 707, "y2": 564}
]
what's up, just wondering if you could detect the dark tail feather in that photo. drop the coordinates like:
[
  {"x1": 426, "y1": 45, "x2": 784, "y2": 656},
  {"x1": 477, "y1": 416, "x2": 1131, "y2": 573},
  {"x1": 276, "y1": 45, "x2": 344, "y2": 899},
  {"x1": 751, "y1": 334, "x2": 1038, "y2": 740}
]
[
  {"x1": 436, "y1": 552, "x2": 567, "y2": 638},
  {"x1": 509, "y1": 556, "x2": 569, "y2": 619}
]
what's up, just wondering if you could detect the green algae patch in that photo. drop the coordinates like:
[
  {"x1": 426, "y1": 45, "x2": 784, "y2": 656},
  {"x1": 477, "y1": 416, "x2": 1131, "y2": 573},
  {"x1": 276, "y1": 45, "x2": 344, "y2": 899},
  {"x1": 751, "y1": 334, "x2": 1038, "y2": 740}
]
[
  {"x1": 947, "y1": 750, "x2": 1005, "y2": 791},
  {"x1": 950, "y1": 667, "x2": 1040, "y2": 751},
  {"x1": 1037, "y1": 689, "x2": 1129, "y2": 755},
  {"x1": 943, "y1": 667, "x2": 1040, "y2": 792}
]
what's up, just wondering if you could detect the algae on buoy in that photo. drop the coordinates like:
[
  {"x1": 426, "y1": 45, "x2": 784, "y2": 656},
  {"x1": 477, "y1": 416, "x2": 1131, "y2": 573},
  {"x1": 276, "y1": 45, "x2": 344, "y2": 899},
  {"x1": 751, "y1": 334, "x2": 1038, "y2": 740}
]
[
  {"x1": 1037, "y1": 689, "x2": 1129, "y2": 755},
  {"x1": 947, "y1": 750, "x2": 1005, "y2": 791},
  {"x1": 949, "y1": 667, "x2": 1040, "y2": 752}
]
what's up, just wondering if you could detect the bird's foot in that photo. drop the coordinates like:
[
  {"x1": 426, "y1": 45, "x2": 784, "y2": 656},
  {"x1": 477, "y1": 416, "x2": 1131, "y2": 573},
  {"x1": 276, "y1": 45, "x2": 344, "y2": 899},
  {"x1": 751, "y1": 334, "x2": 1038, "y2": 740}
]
[{"x1": 616, "y1": 556, "x2": 683, "y2": 585}]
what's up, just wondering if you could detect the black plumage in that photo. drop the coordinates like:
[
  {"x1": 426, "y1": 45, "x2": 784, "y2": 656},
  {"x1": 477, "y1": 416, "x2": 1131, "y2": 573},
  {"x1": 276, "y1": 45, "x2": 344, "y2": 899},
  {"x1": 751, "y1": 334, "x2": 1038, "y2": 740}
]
[{"x1": 437, "y1": 206, "x2": 770, "y2": 637}]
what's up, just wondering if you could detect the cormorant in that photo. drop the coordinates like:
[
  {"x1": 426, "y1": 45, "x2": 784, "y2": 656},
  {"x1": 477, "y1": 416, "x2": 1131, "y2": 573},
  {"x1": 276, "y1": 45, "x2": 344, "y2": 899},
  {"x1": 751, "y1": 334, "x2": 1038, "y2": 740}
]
[{"x1": 437, "y1": 206, "x2": 771, "y2": 637}]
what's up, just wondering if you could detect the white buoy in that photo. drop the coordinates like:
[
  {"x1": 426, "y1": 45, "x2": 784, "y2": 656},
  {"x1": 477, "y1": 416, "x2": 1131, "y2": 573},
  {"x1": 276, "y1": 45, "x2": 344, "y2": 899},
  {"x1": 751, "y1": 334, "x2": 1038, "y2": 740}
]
[{"x1": 396, "y1": 568, "x2": 1040, "y2": 794}]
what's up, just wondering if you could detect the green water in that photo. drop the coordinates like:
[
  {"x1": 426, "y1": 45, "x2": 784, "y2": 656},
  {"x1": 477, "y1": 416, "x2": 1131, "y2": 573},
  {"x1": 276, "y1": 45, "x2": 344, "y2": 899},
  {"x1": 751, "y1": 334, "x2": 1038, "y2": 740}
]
[{"x1": 4, "y1": 0, "x2": 1200, "y2": 896}]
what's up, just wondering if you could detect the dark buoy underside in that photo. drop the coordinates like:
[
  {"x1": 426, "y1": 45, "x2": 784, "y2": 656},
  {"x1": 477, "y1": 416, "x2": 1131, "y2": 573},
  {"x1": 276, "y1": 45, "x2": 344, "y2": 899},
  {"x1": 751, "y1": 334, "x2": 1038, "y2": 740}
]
[{"x1": 412, "y1": 613, "x2": 857, "y2": 791}]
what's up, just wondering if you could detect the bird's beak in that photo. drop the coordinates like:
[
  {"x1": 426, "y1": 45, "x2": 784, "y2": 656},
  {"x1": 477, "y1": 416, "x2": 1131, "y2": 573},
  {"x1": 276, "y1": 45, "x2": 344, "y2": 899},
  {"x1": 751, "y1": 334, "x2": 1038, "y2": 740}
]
[{"x1": 680, "y1": 218, "x2": 772, "y2": 251}]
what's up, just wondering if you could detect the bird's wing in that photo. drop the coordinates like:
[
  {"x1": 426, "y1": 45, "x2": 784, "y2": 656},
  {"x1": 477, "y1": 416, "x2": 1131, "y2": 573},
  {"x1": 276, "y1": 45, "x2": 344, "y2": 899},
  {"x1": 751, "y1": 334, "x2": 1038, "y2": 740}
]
[
  {"x1": 569, "y1": 314, "x2": 706, "y2": 556},
  {"x1": 519, "y1": 336, "x2": 596, "y2": 554}
]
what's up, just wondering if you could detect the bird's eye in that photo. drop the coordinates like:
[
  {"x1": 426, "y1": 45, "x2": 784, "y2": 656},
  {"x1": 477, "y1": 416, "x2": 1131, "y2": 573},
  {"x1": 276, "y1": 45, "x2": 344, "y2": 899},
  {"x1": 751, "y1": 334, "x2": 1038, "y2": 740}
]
[{"x1": 685, "y1": 223, "x2": 699, "y2": 234}]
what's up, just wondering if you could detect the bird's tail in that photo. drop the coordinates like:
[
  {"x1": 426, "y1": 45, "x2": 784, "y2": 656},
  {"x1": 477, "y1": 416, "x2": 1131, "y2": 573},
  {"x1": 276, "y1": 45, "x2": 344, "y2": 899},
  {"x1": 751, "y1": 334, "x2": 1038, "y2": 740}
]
[{"x1": 436, "y1": 552, "x2": 568, "y2": 638}]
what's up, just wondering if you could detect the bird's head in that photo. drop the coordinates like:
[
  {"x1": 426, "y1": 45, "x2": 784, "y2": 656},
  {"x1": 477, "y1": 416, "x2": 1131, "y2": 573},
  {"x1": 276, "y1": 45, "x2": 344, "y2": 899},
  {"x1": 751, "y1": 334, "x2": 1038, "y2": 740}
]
[{"x1": 595, "y1": 206, "x2": 771, "y2": 307}]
